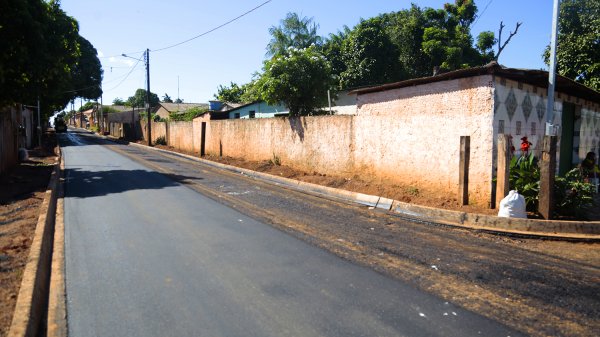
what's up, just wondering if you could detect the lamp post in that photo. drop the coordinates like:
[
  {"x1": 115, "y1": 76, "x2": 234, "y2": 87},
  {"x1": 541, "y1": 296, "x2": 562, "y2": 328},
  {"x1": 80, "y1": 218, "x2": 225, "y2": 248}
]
[{"x1": 122, "y1": 50, "x2": 152, "y2": 146}]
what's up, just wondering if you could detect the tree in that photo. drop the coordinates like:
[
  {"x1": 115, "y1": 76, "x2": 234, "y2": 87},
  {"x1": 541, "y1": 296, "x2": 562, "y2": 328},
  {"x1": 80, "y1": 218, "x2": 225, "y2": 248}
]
[
  {"x1": 78, "y1": 101, "x2": 95, "y2": 112},
  {"x1": 321, "y1": 27, "x2": 351, "y2": 82},
  {"x1": 544, "y1": 0, "x2": 600, "y2": 91},
  {"x1": 421, "y1": 0, "x2": 483, "y2": 72},
  {"x1": 266, "y1": 13, "x2": 322, "y2": 57},
  {"x1": 214, "y1": 82, "x2": 245, "y2": 103},
  {"x1": 112, "y1": 97, "x2": 125, "y2": 105},
  {"x1": 0, "y1": 0, "x2": 103, "y2": 122},
  {"x1": 71, "y1": 36, "x2": 103, "y2": 100},
  {"x1": 174, "y1": 98, "x2": 184, "y2": 104},
  {"x1": 339, "y1": 19, "x2": 402, "y2": 89},
  {"x1": 257, "y1": 46, "x2": 333, "y2": 116},
  {"x1": 126, "y1": 89, "x2": 159, "y2": 108},
  {"x1": 162, "y1": 93, "x2": 173, "y2": 103}
]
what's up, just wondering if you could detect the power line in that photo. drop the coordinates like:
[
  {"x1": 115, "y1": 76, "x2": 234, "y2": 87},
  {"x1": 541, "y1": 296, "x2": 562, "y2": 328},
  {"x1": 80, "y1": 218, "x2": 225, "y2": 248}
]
[
  {"x1": 473, "y1": 0, "x2": 494, "y2": 27},
  {"x1": 104, "y1": 54, "x2": 143, "y2": 92},
  {"x1": 152, "y1": 0, "x2": 272, "y2": 52}
]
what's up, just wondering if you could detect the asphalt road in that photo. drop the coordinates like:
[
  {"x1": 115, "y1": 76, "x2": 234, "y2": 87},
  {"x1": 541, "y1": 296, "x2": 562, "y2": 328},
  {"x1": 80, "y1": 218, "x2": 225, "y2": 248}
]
[{"x1": 59, "y1": 129, "x2": 521, "y2": 337}]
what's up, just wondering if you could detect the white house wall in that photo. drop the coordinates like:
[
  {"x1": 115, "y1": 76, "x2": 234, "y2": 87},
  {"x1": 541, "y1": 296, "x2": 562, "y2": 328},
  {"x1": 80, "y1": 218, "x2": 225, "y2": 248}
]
[{"x1": 493, "y1": 77, "x2": 600, "y2": 167}]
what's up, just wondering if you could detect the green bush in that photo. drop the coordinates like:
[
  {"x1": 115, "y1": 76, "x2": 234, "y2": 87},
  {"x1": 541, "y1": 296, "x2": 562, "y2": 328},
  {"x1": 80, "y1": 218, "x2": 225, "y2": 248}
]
[
  {"x1": 508, "y1": 153, "x2": 596, "y2": 217},
  {"x1": 509, "y1": 153, "x2": 540, "y2": 211},
  {"x1": 554, "y1": 168, "x2": 595, "y2": 217},
  {"x1": 169, "y1": 107, "x2": 208, "y2": 122}
]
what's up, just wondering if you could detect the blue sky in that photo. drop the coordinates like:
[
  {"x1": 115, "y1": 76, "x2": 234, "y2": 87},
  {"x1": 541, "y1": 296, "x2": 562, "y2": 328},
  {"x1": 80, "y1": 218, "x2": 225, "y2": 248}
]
[{"x1": 60, "y1": 0, "x2": 555, "y2": 106}]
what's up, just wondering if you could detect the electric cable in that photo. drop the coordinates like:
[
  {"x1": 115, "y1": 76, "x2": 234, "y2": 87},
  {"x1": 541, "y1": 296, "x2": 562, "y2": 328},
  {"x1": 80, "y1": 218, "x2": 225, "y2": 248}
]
[
  {"x1": 152, "y1": 0, "x2": 272, "y2": 52},
  {"x1": 473, "y1": 0, "x2": 494, "y2": 27}
]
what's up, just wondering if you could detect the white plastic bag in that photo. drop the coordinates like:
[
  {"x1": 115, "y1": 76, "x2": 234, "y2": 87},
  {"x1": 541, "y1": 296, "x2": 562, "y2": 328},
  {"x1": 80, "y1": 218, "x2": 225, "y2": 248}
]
[{"x1": 497, "y1": 190, "x2": 527, "y2": 218}]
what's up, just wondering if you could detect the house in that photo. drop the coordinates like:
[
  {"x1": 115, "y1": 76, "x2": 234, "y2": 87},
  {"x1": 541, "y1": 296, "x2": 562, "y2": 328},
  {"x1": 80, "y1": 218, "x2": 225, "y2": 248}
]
[
  {"x1": 226, "y1": 101, "x2": 288, "y2": 119},
  {"x1": 330, "y1": 90, "x2": 357, "y2": 115},
  {"x1": 349, "y1": 61, "x2": 600, "y2": 206},
  {"x1": 73, "y1": 108, "x2": 94, "y2": 128},
  {"x1": 155, "y1": 102, "x2": 209, "y2": 120},
  {"x1": 221, "y1": 91, "x2": 357, "y2": 119}
]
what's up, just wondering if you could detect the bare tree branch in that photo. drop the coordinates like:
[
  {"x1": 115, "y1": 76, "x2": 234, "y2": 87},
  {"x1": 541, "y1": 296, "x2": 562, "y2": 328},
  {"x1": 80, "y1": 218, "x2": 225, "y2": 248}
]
[{"x1": 495, "y1": 21, "x2": 522, "y2": 61}]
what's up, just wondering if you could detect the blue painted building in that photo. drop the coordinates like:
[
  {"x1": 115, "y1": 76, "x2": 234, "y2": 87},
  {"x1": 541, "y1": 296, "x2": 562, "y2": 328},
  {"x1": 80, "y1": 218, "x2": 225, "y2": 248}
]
[{"x1": 227, "y1": 101, "x2": 288, "y2": 119}]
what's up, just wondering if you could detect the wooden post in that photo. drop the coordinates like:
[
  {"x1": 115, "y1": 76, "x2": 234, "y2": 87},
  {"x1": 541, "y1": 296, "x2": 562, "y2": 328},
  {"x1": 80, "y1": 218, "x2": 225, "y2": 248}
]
[
  {"x1": 539, "y1": 135, "x2": 557, "y2": 219},
  {"x1": 459, "y1": 136, "x2": 470, "y2": 205},
  {"x1": 495, "y1": 134, "x2": 511, "y2": 208},
  {"x1": 200, "y1": 122, "x2": 206, "y2": 157}
]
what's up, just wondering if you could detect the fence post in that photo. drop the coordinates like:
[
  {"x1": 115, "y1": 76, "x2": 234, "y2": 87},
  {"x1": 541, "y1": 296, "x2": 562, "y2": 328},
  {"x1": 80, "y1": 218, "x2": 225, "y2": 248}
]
[
  {"x1": 459, "y1": 136, "x2": 470, "y2": 205},
  {"x1": 539, "y1": 135, "x2": 557, "y2": 219},
  {"x1": 495, "y1": 134, "x2": 511, "y2": 208}
]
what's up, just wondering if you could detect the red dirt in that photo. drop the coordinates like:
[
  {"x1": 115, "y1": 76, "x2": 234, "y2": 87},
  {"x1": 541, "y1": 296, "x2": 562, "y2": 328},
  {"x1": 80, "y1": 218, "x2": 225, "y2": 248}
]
[
  {"x1": 150, "y1": 144, "x2": 498, "y2": 216},
  {"x1": 0, "y1": 135, "x2": 57, "y2": 336}
]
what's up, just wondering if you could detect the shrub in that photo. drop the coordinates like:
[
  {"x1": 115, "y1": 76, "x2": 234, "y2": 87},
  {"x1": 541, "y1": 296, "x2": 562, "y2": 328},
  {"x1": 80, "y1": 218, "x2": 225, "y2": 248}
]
[
  {"x1": 509, "y1": 153, "x2": 540, "y2": 211},
  {"x1": 155, "y1": 135, "x2": 167, "y2": 145},
  {"x1": 554, "y1": 168, "x2": 595, "y2": 217}
]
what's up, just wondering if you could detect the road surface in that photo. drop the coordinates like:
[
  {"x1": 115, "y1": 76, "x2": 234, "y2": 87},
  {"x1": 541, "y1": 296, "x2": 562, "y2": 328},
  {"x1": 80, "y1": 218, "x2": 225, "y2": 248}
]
[{"x1": 60, "y1": 129, "x2": 521, "y2": 336}]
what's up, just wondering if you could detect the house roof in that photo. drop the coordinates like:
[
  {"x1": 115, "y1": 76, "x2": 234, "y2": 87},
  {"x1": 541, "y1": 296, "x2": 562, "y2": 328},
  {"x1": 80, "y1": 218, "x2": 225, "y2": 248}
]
[
  {"x1": 349, "y1": 62, "x2": 600, "y2": 104},
  {"x1": 160, "y1": 102, "x2": 208, "y2": 113},
  {"x1": 219, "y1": 101, "x2": 261, "y2": 113}
]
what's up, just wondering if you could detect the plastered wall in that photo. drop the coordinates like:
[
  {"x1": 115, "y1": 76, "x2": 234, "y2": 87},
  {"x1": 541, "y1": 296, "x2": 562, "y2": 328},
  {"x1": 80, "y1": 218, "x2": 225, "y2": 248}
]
[
  {"x1": 205, "y1": 116, "x2": 355, "y2": 174},
  {"x1": 355, "y1": 75, "x2": 495, "y2": 204}
]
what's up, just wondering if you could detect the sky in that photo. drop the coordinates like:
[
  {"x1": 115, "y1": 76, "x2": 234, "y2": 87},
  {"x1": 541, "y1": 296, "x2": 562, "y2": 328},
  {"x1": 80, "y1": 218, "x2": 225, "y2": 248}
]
[{"x1": 59, "y1": 0, "x2": 556, "y2": 107}]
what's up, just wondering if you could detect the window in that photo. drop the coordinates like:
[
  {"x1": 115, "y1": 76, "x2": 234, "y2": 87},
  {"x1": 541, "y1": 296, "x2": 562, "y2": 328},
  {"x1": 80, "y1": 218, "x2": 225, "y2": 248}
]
[
  {"x1": 516, "y1": 121, "x2": 522, "y2": 135},
  {"x1": 249, "y1": 111, "x2": 256, "y2": 119},
  {"x1": 234, "y1": 112, "x2": 240, "y2": 119},
  {"x1": 531, "y1": 122, "x2": 536, "y2": 135},
  {"x1": 498, "y1": 120, "x2": 505, "y2": 134}
]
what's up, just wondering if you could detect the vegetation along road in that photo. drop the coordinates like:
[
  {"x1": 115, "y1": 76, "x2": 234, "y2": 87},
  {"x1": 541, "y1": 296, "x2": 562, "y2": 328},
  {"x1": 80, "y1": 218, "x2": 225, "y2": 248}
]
[{"x1": 60, "y1": 129, "x2": 599, "y2": 337}]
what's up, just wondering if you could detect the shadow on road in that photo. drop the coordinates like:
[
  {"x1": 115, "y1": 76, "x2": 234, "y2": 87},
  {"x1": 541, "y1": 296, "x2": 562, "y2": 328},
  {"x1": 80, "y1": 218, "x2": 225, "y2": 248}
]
[{"x1": 64, "y1": 168, "x2": 203, "y2": 199}]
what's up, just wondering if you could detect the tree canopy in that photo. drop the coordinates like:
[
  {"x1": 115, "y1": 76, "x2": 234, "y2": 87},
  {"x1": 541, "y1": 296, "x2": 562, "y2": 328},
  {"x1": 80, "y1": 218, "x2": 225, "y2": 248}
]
[
  {"x1": 544, "y1": 0, "x2": 600, "y2": 91},
  {"x1": 214, "y1": 82, "x2": 245, "y2": 103},
  {"x1": 257, "y1": 46, "x2": 333, "y2": 116},
  {"x1": 266, "y1": 13, "x2": 322, "y2": 57},
  {"x1": 0, "y1": 0, "x2": 103, "y2": 119},
  {"x1": 126, "y1": 89, "x2": 160, "y2": 108},
  {"x1": 162, "y1": 93, "x2": 173, "y2": 103}
]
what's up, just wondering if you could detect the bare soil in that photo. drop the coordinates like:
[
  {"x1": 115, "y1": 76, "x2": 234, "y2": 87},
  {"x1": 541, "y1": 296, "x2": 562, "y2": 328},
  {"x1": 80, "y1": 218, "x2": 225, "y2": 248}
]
[
  {"x1": 0, "y1": 135, "x2": 57, "y2": 336},
  {"x1": 150, "y1": 144, "x2": 499, "y2": 215}
]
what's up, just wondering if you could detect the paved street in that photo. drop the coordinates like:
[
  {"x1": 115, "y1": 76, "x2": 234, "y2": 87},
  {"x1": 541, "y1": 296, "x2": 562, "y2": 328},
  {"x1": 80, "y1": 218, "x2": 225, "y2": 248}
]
[{"x1": 60, "y1": 129, "x2": 522, "y2": 336}]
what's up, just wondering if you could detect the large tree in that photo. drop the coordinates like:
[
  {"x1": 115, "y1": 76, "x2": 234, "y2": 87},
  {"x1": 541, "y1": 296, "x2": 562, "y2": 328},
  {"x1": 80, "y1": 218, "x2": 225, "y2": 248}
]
[
  {"x1": 126, "y1": 89, "x2": 160, "y2": 108},
  {"x1": 544, "y1": 0, "x2": 600, "y2": 91},
  {"x1": 266, "y1": 12, "x2": 322, "y2": 57},
  {"x1": 339, "y1": 18, "x2": 402, "y2": 89},
  {"x1": 214, "y1": 82, "x2": 245, "y2": 103},
  {"x1": 257, "y1": 46, "x2": 333, "y2": 116},
  {"x1": 322, "y1": 0, "x2": 496, "y2": 89},
  {"x1": 0, "y1": 0, "x2": 103, "y2": 119}
]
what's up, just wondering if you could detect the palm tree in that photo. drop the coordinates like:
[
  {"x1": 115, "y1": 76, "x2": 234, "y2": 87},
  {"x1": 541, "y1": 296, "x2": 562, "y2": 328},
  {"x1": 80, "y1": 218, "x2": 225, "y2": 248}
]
[{"x1": 266, "y1": 13, "x2": 322, "y2": 57}]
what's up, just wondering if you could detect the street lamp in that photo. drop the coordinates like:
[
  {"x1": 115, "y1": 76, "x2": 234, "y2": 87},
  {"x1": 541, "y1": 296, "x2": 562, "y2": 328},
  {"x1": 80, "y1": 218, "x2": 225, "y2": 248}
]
[{"x1": 122, "y1": 50, "x2": 152, "y2": 146}]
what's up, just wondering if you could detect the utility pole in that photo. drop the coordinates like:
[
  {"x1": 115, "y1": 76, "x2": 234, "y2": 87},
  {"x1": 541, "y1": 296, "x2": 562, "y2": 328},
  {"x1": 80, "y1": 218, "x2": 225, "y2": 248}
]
[
  {"x1": 145, "y1": 48, "x2": 152, "y2": 146},
  {"x1": 121, "y1": 50, "x2": 151, "y2": 145},
  {"x1": 539, "y1": 0, "x2": 560, "y2": 219},
  {"x1": 545, "y1": 0, "x2": 560, "y2": 136}
]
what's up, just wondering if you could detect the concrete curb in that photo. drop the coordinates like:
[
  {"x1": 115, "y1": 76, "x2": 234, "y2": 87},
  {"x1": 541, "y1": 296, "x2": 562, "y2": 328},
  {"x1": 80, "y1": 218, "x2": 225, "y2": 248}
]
[
  {"x1": 47, "y1": 155, "x2": 67, "y2": 337},
  {"x1": 8, "y1": 150, "x2": 61, "y2": 337},
  {"x1": 96, "y1": 133, "x2": 600, "y2": 241}
]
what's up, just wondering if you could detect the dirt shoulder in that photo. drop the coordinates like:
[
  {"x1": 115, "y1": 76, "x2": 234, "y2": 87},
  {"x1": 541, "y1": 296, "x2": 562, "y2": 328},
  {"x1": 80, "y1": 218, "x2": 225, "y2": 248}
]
[
  {"x1": 149, "y1": 144, "x2": 499, "y2": 216},
  {"x1": 0, "y1": 134, "x2": 57, "y2": 336}
]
